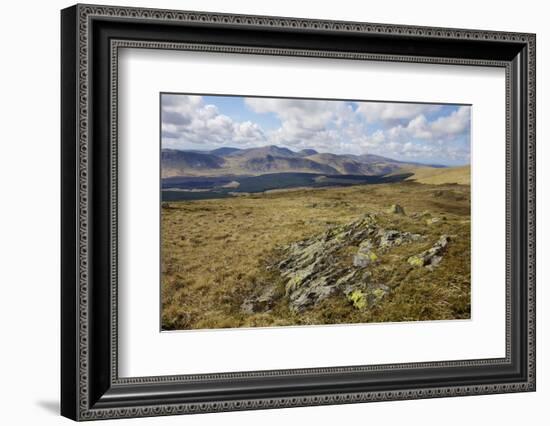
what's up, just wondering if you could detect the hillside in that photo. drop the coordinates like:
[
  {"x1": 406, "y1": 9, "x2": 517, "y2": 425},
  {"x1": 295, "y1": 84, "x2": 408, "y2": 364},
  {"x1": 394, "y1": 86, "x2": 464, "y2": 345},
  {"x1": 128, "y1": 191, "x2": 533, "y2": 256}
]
[
  {"x1": 305, "y1": 153, "x2": 376, "y2": 175},
  {"x1": 404, "y1": 165, "x2": 471, "y2": 185},
  {"x1": 162, "y1": 181, "x2": 471, "y2": 330},
  {"x1": 209, "y1": 147, "x2": 241, "y2": 156},
  {"x1": 307, "y1": 152, "x2": 416, "y2": 175},
  {"x1": 226, "y1": 145, "x2": 296, "y2": 158},
  {"x1": 243, "y1": 155, "x2": 339, "y2": 174},
  {"x1": 161, "y1": 145, "x2": 442, "y2": 178},
  {"x1": 161, "y1": 149, "x2": 225, "y2": 177}
]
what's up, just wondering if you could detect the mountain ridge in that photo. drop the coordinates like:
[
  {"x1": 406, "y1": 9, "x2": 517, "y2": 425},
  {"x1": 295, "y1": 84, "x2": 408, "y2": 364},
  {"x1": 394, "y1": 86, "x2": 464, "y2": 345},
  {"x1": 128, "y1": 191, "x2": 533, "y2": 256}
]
[{"x1": 161, "y1": 145, "x2": 447, "y2": 178}]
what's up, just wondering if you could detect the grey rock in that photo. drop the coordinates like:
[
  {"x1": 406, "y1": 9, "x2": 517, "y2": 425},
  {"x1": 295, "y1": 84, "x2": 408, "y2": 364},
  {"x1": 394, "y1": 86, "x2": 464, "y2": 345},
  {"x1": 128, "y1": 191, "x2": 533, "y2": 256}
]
[
  {"x1": 378, "y1": 229, "x2": 423, "y2": 248},
  {"x1": 270, "y1": 212, "x2": 428, "y2": 312},
  {"x1": 335, "y1": 270, "x2": 362, "y2": 288},
  {"x1": 353, "y1": 252, "x2": 372, "y2": 267},
  {"x1": 276, "y1": 214, "x2": 380, "y2": 312},
  {"x1": 387, "y1": 204, "x2": 406, "y2": 215},
  {"x1": 344, "y1": 282, "x2": 390, "y2": 310},
  {"x1": 378, "y1": 229, "x2": 401, "y2": 247},
  {"x1": 407, "y1": 235, "x2": 451, "y2": 268},
  {"x1": 353, "y1": 240, "x2": 378, "y2": 267},
  {"x1": 288, "y1": 277, "x2": 339, "y2": 312}
]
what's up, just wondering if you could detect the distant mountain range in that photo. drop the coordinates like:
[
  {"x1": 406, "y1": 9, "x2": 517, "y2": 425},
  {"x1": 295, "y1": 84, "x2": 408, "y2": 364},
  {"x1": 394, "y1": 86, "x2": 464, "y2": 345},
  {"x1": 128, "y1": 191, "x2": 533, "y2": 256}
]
[{"x1": 161, "y1": 145, "x2": 445, "y2": 178}]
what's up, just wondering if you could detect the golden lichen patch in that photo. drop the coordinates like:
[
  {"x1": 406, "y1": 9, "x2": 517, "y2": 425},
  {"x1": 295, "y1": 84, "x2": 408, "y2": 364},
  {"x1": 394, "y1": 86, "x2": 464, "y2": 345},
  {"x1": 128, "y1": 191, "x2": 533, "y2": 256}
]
[
  {"x1": 408, "y1": 255, "x2": 425, "y2": 267},
  {"x1": 348, "y1": 290, "x2": 367, "y2": 310}
]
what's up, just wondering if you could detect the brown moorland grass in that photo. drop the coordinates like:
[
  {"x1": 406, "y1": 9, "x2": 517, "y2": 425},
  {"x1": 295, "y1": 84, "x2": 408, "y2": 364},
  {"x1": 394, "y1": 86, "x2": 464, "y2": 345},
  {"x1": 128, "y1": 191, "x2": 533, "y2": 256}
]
[
  {"x1": 161, "y1": 181, "x2": 470, "y2": 330},
  {"x1": 404, "y1": 165, "x2": 471, "y2": 185}
]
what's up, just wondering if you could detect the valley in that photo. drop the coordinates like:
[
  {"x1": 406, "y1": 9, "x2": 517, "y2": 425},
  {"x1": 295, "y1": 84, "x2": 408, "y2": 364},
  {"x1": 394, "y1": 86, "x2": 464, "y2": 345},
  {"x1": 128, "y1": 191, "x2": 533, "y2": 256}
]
[{"x1": 160, "y1": 145, "x2": 453, "y2": 201}]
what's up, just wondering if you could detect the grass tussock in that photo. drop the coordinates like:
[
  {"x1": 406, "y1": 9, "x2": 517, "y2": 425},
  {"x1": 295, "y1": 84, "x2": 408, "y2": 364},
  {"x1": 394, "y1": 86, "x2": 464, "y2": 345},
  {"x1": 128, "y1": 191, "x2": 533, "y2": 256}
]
[{"x1": 161, "y1": 181, "x2": 470, "y2": 330}]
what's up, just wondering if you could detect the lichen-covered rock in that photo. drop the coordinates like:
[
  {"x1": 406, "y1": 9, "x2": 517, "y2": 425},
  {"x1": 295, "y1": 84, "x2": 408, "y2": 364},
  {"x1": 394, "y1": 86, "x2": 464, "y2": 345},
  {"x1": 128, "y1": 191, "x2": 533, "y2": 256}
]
[
  {"x1": 353, "y1": 250, "x2": 378, "y2": 267},
  {"x1": 335, "y1": 269, "x2": 362, "y2": 288},
  {"x1": 408, "y1": 235, "x2": 450, "y2": 269},
  {"x1": 263, "y1": 212, "x2": 427, "y2": 313},
  {"x1": 287, "y1": 276, "x2": 340, "y2": 312},
  {"x1": 387, "y1": 204, "x2": 406, "y2": 215},
  {"x1": 276, "y1": 214, "x2": 380, "y2": 312},
  {"x1": 377, "y1": 229, "x2": 423, "y2": 248},
  {"x1": 345, "y1": 283, "x2": 390, "y2": 310},
  {"x1": 353, "y1": 240, "x2": 378, "y2": 267},
  {"x1": 407, "y1": 255, "x2": 425, "y2": 267}
]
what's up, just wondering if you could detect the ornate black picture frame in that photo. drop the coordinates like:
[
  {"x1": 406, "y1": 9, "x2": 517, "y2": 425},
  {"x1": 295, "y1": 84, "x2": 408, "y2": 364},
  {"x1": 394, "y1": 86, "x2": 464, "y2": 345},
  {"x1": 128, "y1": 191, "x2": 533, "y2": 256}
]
[{"x1": 61, "y1": 4, "x2": 536, "y2": 421}]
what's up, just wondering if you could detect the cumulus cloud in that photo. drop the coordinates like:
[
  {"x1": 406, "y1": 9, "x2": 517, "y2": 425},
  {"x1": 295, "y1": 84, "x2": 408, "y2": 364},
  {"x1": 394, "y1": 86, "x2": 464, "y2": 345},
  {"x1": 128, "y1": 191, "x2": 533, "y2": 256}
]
[
  {"x1": 161, "y1": 95, "x2": 266, "y2": 148},
  {"x1": 376, "y1": 106, "x2": 470, "y2": 142},
  {"x1": 430, "y1": 106, "x2": 470, "y2": 137},
  {"x1": 161, "y1": 94, "x2": 471, "y2": 165},
  {"x1": 244, "y1": 98, "x2": 373, "y2": 153},
  {"x1": 355, "y1": 102, "x2": 442, "y2": 124},
  {"x1": 366, "y1": 106, "x2": 471, "y2": 163},
  {"x1": 245, "y1": 98, "x2": 337, "y2": 131}
]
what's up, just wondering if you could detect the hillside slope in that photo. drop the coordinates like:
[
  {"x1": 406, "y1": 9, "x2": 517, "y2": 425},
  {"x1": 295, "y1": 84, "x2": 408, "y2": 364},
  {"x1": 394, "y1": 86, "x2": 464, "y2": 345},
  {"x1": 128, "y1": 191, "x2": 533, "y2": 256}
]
[
  {"x1": 161, "y1": 145, "x2": 442, "y2": 178},
  {"x1": 161, "y1": 149, "x2": 225, "y2": 177},
  {"x1": 405, "y1": 165, "x2": 470, "y2": 185}
]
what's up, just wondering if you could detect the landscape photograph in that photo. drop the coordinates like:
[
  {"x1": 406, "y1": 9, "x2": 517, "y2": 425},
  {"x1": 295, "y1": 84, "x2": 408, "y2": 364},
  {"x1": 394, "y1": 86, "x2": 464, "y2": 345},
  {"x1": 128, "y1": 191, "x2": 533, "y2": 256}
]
[{"x1": 160, "y1": 93, "x2": 471, "y2": 331}]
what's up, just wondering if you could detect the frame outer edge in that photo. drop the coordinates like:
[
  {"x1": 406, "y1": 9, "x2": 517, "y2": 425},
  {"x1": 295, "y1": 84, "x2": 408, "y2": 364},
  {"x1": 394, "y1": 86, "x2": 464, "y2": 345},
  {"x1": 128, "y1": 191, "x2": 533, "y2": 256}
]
[
  {"x1": 527, "y1": 33, "x2": 536, "y2": 390},
  {"x1": 66, "y1": 4, "x2": 536, "y2": 421},
  {"x1": 77, "y1": 2, "x2": 90, "y2": 420},
  {"x1": 61, "y1": 4, "x2": 80, "y2": 422}
]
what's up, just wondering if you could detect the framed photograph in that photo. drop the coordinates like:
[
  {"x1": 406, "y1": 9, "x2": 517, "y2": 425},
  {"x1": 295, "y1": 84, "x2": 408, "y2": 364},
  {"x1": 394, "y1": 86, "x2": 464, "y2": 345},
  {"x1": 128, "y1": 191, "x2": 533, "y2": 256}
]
[{"x1": 61, "y1": 4, "x2": 536, "y2": 421}]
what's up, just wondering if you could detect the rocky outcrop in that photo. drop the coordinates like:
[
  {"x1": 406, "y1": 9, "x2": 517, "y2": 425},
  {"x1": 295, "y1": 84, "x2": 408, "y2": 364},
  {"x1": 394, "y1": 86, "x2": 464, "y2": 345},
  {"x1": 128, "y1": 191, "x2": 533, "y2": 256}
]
[
  {"x1": 278, "y1": 214, "x2": 380, "y2": 312},
  {"x1": 408, "y1": 235, "x2": 450, "y2": 269},
  {"x1": 353, "y1": 240, "x2": 377, "y2": 267},
  {"x1": 377, "y1": 229, "x2": 423, "y2": 248},
  {"x1": 241, "y1": 214, "x2": 451, "y2": 314}
]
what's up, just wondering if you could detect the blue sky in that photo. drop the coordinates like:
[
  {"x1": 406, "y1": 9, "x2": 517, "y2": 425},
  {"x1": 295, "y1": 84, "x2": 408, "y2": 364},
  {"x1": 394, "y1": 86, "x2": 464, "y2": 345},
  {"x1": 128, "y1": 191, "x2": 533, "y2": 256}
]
[
  {"x1": 161, "y1": 94, "x2": 471, "y2": 166},
  {"x1": 200, "y1": 95, "x2": 281, "y2": 132}
]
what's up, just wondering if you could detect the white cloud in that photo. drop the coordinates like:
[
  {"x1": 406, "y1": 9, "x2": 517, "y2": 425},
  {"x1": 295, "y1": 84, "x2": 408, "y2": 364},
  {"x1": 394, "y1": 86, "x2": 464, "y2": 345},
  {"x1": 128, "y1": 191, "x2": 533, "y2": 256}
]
[
  {"x1": 162, "y1": 95, "x2": 470, "y2": 165},
  {"x1": 430, "y1": 106, "x2": 470, "y2": 137},
  {"x1": 245, "y1": 98, "x2": 336, "y2": 131},
  {"x1": 355, "y1": 102, "x2": 442, "y2": 124},
  {"x1": 366, "y1": 107, "x2": 471, "y2": 163},
  {"x1": 162, "y1": 95, "x2": 266, "y2": 148},
  {"x1": 383, "y1": 106, "x2": 470, "y2": 142},
  {"x1": 244, "y1": 98, "x2": 375, "y2": 153}
]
